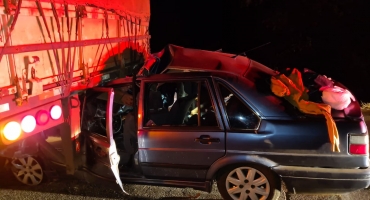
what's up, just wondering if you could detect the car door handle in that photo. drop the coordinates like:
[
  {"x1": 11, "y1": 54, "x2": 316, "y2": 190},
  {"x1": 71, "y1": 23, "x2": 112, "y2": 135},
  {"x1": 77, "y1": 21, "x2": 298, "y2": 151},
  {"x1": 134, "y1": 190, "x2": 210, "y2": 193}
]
[{"x1": 195, "y1": 135, "x2": 220, "y2": 145}]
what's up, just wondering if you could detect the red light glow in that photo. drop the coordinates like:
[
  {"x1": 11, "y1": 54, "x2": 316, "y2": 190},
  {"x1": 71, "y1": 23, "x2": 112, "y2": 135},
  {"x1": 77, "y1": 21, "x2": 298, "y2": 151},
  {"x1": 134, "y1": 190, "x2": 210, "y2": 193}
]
[{"x1": 36, "y1": 110, "x2": 49, "y2": 125}]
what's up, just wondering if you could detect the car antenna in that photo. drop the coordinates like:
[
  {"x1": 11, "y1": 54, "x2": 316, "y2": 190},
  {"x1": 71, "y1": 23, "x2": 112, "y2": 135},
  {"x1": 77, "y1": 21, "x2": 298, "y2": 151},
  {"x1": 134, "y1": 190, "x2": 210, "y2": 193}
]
[{"x1": 231, "y1": 42, "x2": 271, "y2": 58}]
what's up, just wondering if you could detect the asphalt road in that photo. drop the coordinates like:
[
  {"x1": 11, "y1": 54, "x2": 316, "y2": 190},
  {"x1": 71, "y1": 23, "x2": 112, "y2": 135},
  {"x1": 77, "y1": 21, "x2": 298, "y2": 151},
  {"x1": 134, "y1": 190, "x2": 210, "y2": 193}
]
[{"x1": 1, "y1": 168, "x2": 369, "y2": 200}]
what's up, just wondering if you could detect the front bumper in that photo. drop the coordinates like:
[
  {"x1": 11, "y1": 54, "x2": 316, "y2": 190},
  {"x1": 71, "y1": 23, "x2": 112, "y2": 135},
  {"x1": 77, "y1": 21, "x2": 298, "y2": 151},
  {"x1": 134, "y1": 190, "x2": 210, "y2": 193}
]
[{"x1": 273, "y1": 165, "x2": 370, "y2": 194}]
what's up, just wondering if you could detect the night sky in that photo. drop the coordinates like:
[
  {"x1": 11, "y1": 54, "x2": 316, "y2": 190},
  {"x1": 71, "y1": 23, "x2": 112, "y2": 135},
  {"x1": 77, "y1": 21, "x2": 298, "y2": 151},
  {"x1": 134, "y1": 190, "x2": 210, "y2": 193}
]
[
  {"x1": 149, "y1": 0, "x2": 221, "y2": 51},
  {"x1": 149, "y1": 0, "x2": 370, "y2": 102}
]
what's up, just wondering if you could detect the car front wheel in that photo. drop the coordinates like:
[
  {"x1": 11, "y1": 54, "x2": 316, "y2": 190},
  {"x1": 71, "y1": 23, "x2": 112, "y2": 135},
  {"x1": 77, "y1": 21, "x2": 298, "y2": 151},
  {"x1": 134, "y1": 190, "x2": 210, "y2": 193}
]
[{"x1": 217, "y1": 164, "x2": 281, "y2": 200}]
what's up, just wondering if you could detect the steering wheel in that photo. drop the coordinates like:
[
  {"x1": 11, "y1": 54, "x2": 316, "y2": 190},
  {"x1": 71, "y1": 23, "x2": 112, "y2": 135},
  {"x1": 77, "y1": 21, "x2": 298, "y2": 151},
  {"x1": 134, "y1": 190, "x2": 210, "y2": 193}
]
[
  {"x1": 98, "y1": 114, "x2": 123, "y2": 135},
  {"x1": 93, "y1": 101, "x2": 132, "y2": 135}
]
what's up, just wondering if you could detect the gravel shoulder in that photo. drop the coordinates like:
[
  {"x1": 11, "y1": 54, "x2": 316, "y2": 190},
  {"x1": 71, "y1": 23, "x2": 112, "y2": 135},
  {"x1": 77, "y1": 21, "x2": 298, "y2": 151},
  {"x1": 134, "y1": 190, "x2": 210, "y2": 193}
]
[{"x1": 1, "y1": 169, "x2": 370, "y2": 200}]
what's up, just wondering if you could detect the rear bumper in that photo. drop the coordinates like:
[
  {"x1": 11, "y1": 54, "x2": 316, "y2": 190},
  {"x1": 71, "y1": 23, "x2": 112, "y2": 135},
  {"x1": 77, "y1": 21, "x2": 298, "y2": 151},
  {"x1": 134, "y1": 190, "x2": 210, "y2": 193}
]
[{"x1": 273, "y1": 165, "x2": 370, "y2": 194}]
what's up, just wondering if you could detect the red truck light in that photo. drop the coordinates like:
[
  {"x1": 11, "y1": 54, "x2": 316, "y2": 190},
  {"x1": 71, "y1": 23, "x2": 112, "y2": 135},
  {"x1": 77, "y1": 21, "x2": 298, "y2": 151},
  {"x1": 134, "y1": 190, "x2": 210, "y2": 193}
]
[
  {"x1": 3, "y1": 121, "x2": 22, "y2": 141},
  {"x1": 1, "y1": 102, "x2": 64, "y2": 145},
  {"x1": 36, "y1": 110, "x2": 49, "y2": 125},
  {"x1": 21, "y1": 115, "x2": 36, "y2": 133}
]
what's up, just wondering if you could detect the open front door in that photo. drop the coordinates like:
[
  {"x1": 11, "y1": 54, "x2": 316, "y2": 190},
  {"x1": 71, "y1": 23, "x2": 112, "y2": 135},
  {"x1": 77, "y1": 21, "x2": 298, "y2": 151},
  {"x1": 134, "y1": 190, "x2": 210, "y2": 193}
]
[{"x1": 82, "y1": 87, "x2": 128, "y2": 195}]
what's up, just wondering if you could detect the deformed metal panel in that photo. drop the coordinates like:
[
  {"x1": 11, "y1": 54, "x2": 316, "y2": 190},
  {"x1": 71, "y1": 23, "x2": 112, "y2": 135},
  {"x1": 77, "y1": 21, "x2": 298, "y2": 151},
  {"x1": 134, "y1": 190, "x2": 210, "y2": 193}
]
[{"x1": 0, "y1": 0, "x2": 150, "y2": 103}]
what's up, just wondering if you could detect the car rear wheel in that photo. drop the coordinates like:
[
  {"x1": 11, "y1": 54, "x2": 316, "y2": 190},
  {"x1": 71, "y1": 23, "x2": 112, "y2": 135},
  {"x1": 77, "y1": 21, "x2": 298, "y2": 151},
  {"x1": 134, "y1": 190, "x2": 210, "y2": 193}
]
[
  {"x1": 217, "y1": 164, "x2": 280, "y2": 200},
  {"x1": 11, "y1": 156, "x2": 44, "y2": 186}
]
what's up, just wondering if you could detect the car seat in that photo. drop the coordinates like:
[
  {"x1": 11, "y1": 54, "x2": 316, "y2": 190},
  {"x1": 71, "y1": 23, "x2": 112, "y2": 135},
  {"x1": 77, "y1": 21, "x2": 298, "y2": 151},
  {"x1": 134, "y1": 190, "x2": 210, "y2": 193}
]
[
  {"x1": 148, "y1": 90, "x2": 163, "y2": 112},
  {"x1": 146, "y1": 89, "x2": 171, "y2": 126},
  {"x1": 168, "y1": 94, "x2": 197, "y2": 125}
]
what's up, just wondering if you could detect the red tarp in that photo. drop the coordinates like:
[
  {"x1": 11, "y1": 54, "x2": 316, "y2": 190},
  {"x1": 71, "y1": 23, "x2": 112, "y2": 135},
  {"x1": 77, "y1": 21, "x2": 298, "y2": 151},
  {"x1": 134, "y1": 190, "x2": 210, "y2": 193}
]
[{"x1": 39, "y1": 0, "x2": 151, "y2": 25}]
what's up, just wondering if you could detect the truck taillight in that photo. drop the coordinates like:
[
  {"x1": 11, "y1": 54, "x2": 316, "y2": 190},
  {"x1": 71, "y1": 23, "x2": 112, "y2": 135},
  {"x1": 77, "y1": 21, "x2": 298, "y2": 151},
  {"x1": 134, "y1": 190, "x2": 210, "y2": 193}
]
[
  {"x1": 36, "y1": 110, "x2": 49, "y2": 125},
  {"x1": 349, "y1": 134, "x2": 369, "y2": 155},
  {"x1": 1, "y1": 103, "x2": 63, "y2": 144},
  {"x1": 21, "y1": 115, "x2": 36, "y2": 133},
  {"x1": 3, "y1": 121, "x2": 22, "y2": 141},
  {"x1": 50, "y1": 105, "x2": 62, "y2": 120}
]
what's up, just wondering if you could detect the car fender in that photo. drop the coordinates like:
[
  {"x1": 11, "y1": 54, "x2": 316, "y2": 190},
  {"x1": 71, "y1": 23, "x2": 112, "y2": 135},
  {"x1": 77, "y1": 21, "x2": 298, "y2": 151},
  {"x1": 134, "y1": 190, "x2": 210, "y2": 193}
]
[
  {"x1": 0, "y1": 136, "x2": 39, "y2": 159},
  {"x1": 206, "y1": 154, "x2": 278, "y2": 180}
]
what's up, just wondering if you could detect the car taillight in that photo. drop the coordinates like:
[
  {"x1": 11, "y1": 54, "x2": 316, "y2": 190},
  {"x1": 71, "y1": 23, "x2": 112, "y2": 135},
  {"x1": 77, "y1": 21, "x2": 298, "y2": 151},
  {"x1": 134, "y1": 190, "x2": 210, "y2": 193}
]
[
  {"x1": 50, "y1": 105, "x2": 62, "y2": 120},
  {"x1": 21, "y1": 115, "x2": 37, "y2": 133},
  {"x1": 36, "y1": 110, "x2": 49, "y2": 125},
  {"x1": 3, "y1": 121, "x2": 22, "y2": 141},
  {"x1": 349, "y1": 134, "x2": 369, "y2": 155}
]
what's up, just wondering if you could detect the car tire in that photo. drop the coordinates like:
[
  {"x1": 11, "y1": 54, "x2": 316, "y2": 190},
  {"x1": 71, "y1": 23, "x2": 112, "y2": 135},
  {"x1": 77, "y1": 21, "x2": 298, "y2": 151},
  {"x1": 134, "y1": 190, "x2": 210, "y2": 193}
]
[
  {"x1": 10, "y1": 156, "x2": 45, "y2": 186},
  {"x1": 217, "y1": 164, "x2": 281, "y2": 200}
]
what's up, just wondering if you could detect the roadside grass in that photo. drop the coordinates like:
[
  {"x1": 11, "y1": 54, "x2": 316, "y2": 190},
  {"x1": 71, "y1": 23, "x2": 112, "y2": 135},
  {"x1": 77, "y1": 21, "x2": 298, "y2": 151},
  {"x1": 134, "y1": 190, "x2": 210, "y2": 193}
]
[
  {"x1": 362, "y1": 103, "x2": 370, "y2": 126},
  {"x1": 362, "y1": 102, "x2": 370, "y2": 111}
]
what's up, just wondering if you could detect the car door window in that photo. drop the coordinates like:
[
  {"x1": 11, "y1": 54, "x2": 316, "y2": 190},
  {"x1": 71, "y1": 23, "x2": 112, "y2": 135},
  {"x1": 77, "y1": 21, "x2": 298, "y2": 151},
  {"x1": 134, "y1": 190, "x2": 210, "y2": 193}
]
[
  {"x1": 144, "y1": 80, "x2": 218, "y2": 127},
  {"x1": 217, "y1": 83, "x2": 260, "y2": 130},
  {"x1": 81, "y1": 89, "x2": 130, "y2": 137},
  {"x1": 81, "y1": 90, "x2": 110, "y2": 137}
]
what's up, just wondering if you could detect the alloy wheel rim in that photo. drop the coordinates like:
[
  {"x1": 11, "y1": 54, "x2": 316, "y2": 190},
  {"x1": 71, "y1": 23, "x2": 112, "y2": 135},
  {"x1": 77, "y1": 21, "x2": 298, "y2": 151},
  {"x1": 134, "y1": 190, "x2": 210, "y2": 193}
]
[
  {"x1": 11, "y1": 156, "x2": 43, "y2": 186},
  {"x1": 225, "y1": 166, "x2": 270, "y2": 200}
]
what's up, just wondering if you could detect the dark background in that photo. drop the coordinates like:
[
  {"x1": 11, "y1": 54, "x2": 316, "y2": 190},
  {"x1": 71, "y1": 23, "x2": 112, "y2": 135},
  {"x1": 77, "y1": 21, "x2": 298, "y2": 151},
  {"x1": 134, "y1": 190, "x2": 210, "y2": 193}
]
[{"x1": 149, "y1": 0, "x2": 370, "y2": 102}]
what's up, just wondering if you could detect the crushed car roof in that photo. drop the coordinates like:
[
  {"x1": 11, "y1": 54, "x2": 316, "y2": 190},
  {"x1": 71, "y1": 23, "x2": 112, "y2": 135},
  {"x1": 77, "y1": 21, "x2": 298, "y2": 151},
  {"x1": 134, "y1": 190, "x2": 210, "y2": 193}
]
[{"x1": 149, "y1": 44, "x2": 277, "y2": 78}]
